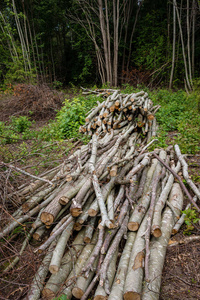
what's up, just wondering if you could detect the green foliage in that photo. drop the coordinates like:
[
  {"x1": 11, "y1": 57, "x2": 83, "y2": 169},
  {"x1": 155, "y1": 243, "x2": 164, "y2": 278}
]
[
  {"x1": 3, "y1": 57, "x2": 37, "y2": 85},
  {"x1": 0, "y1": 116, "x2": 34, "y2": 145},
  {"x1": 149, "y1": 89, "x2": 200, "y2": 154},
  {"x1": 182, "y1": 207, "x2": 200, "y2": 235},
  {"x1": 52, "y1": 80, "x2": 63, "y2": 89},
  {"x1": 53, "y1": 295, "x2": 69, "y2": 300},
  {"x1": 10, "y1": 116, "x2": 32, "y2": 133},
  {"x1": 133, "y1": 10, "x2": 170, "y2": 84},
  {"x1": 54, "y1": 95, "x2": 101, "y2": 139}
]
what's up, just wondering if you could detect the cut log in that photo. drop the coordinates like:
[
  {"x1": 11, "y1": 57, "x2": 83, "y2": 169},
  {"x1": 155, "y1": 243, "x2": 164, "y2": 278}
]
[
  {"x1": 142, "y1": 183, "x2": 184, "y2": 300},
  {"x1": 42, "y1": 229, "x2": 86, "y2": 298},
  {"x1": 49, "y1": 220, "x2": 74, "y2": 274}
]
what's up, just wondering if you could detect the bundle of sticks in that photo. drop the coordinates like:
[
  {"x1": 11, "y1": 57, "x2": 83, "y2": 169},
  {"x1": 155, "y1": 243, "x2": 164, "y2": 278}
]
[
  {"x1": 79, "y1": 89, "x2": 160, "y2": 141},
  {"x1": 1, "y1": 90, "x2": 200, "y2": 300}
]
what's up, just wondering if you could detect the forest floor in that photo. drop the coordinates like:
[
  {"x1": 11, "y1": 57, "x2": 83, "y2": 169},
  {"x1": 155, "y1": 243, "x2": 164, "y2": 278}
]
[{"x1": 0, "y1": 88, "x2": 200, "y2": 300}]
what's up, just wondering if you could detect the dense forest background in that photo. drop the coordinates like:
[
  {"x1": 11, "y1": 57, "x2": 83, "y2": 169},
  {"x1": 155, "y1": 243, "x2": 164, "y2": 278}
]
[{"x1": 0, "y1": 0, "x2": 200, "y2": 89}]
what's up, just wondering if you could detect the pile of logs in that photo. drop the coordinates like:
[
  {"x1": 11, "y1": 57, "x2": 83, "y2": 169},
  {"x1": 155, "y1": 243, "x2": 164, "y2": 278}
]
[
  {"x1": 1, "y1": 89, "x2": 200, "y2": 300},
  {"x1": 79, "y1": 89, "x2": 160, "y2": 141}
]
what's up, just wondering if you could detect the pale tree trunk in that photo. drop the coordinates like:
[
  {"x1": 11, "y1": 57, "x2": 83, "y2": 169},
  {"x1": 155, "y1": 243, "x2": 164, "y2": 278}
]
[
  {"x1": 121, "y1": 0, "x2": 132, "y2": 79},
  {"x1": 187, "y1": 0, "x2": 193, "y2": 86},
  {"x1": 12, "y1": 0, "x2": 32, "y2": 73},
  {"x1": 169, "y1": 1, "x2": 176, "y2": 89},
  {"x1": 0, "y1": 12, "x2": 18, "y2": 62},
  {"x1": 173, "y1": 0, "x2": 192, "y2": 91},
  {"x1": 98, "y1": 0, "x2": 112, "y2": 84},
  {"x1": 105, "y1": 0, "x2": 112, "y2": 84},
  {"x1": 192, "y1": 0, "x2": 196, "y2": 76},
  {"x1": 113, "y1": 0, "x2": 120, "y2": 86}
]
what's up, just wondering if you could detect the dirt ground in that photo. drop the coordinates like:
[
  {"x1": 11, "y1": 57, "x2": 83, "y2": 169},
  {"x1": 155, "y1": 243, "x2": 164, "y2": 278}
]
[{"x1": 0, "y1": 92, "x2": 200, "y2": 300}]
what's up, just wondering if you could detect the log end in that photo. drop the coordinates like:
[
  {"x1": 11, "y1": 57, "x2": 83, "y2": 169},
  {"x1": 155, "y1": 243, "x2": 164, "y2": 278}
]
[
  {"x1": 40, "y1": 212, "x2": 54, "y2": 226},
  {"x1": 110, "y1": 165, "x2": 118, "y2": 177},
  {"x1": 72, "y1": 287, "x2": 84, "y2": 299},
  {"x1": 49, "y1": 265, "x2": 59, "y2": 274},
  {"x1": 128, "y1": 222, "x2": 139, "y2": 232},
  {"x1": 88, "y1": 208, "x2": 98, "y2": 217},
  {"x1": 84, "y1": 236, "x2": 91, "y2": 243},
  {"x1": 147, "y1": 114, "x2": 154, "y2": 121},
  {"x1": 94, "y1": 296, "x2": 107, "y2": 300},
  {"x1": 59, "y1": 196, "x2": 70, "y2": 205},
  {"x1": 33, "y1": 232, "x2": 42, "y2": 241},
  {"x1": 124, "y1": 291, "x2": 141, "y2": 300},
  {"x1": 66, "y1": 175, "x2": 73, "y2": 182},
  {"x1": 70, "y1": 207, "x2": 82, "y2": 217},
  {"x1": 74, "y1": 223, "x2": 82, "y2": 231},
  {"x1": 22, "y1": 203, "x2": 29, "y2": 213},
  {"x1": 152, "y1": 227, "x2": 162, "y2": 238},
  {"x1": 42, "y1": 288, "x2": 56, "y2": 300},
  {"x1": 171, "y1": 228, "x2": 178, "y2": 235}
]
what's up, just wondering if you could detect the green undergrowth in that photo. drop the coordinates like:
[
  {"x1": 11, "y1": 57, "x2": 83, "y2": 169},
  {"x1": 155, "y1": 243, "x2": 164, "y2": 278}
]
[
  {"x1": 149, "y1": 88, "x2": 200, "y2": 154},
  {"x1": 0, "y1": 85, "x2": 199, "y2": 171}
]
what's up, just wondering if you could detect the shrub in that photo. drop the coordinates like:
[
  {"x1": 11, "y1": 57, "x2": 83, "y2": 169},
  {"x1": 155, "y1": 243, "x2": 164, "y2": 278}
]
[
  {"x1": 10, "y1": 116, "x2": 32, "y2": 133},
  {"x1": 55, "y1": 95, "x2": 101, "y2": 138}
]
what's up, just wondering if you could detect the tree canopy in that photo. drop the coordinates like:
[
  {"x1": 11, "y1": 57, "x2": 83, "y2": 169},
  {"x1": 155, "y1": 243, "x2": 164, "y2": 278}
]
[{"x1": 0, "y1": 0, "x2": 200, "y2": 89}]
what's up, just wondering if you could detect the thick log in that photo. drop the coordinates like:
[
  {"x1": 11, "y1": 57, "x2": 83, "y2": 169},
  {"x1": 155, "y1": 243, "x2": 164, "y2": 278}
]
[
  {"x1": 151, "y1": 161, "x2": 181, "y2": 237},
  {"x1": 107, "y1": 189, "x2": 115, "y2": 222},
  {"x1": 123, "y1": 213, "x2": 148, "y2": 300},
  {"x1": 49, "y1": 220, "x2": 74, "y2": 274},
  {"x1": 142, "y1": 183, "x2": 184, "y2": 300},
  {"x1": 128, "y1": 158, "x2": 158, "y2": 231},
  {"x1": 108, "y1": 232, "x2": 136, "y2": 300},
  {"x1": 94, "y1": 249, "x2": 118, "y2": 300},
  {"x1": 42, "y1": 229, "x2": 86, "y2": 299},
  {"x1": 70, "y1": 178, "x2": 92, "y2": 217},
  {"x1": 84, "y1": 217, "x2": 96, "y2": 243},
  {"x1": 61, "y1": 232, "x2": 98, "y2": 297},
  {"x1": 22, "y1": 184, "x2": 56, "y2": 213},
  {"x1": 33, "y1": 225, "x2": 46, "y2": 241},
  {"x1": 100, "y1": 214, "x2": 129, "y2": 286},
  {"x1": 74, "y1": 194, "x2": 96, "y2": 230},
  {"x1": 88, "y1": 178, "x2": 115, "y2": 217},
  {"x1": 144, "y1": 150, "x2": 166, "y2": 280}
]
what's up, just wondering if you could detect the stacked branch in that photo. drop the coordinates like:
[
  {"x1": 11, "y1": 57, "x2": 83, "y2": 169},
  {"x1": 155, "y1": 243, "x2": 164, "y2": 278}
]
[
  {"x1": 1, "y1": 89, "x2": 199, "y2": 300},
  {"x1": 79, "y1": 89, "x2": 158, "y2": 142}
]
